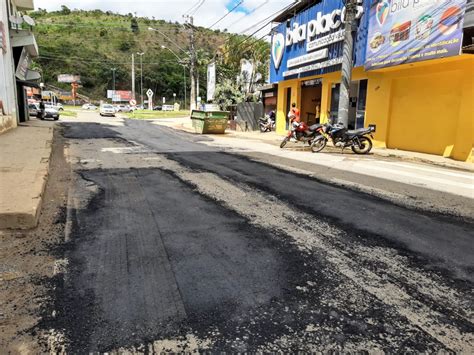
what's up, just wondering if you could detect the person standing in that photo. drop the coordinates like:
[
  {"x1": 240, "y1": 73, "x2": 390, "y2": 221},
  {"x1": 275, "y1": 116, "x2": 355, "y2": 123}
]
[
  {"x1": 288, "y1": 103, "x2": 301, "y2": 139},
  {"x1": 38, "y1": 100, "x2": 45, "y2": 120}
]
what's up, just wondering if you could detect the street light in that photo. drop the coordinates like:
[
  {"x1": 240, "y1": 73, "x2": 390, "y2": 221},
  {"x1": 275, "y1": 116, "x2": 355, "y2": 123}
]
[
  {"x1": 136, "y1": 53, "x2": 144, "y2": 106},
  {"x1": 161, "y1": 45, "x2": 187, "y2": 110},
  {"x1": 148, "y1": 27, "x2": 188, "y2": 55}
]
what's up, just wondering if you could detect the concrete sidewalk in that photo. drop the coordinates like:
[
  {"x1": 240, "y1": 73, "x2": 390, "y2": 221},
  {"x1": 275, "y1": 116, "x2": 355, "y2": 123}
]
[
  {"x1": 0, "y1": 120, "x2": 54, "y2": 229},
  {"x1": 153, "y1": 117, "x2": 474, "y2": 172}
]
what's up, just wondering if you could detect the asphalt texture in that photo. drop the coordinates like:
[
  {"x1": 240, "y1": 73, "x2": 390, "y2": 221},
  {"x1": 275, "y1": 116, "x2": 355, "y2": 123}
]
[{"x1": 45, "y1": 117, "x2": 474, "y2": 352}]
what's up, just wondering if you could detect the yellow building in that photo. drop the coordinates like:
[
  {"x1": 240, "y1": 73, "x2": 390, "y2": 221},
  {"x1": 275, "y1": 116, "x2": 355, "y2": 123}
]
[
  {"x1": 275, "y1": 55, "x2": 474, "y2": 162},
  {"x1": 270, "y1": 0, "x2": 474, "y2": 162}
]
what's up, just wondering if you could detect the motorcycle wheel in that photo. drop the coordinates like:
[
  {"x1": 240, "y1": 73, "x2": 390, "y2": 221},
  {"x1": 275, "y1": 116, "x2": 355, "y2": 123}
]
[
  {"x1": 351, "y1": 136, "x2": 373, "y2": 154},
  {"x1": 280, "y1": 137, "x2": 289, "y2": 148},
  {"x1": 311, "y1": 136, "x2": 327, "y2": 153},
  {"x1": 260, "y1": 125, "x2": 266, "y2": 133}
]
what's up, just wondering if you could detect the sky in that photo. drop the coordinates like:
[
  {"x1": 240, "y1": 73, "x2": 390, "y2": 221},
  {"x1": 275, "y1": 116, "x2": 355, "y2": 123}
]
[{"x1": 34, "y1": 0, "x2": 295, "y2": 37}]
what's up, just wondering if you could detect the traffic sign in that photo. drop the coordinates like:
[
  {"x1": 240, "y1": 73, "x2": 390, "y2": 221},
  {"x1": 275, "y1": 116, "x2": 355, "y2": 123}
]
[
  {"x1": 146, "y1": 89, "x2": 154, "y2": 97},
  {"x1": 129, "y1": 99, "x2": 137, "y2": 106}
]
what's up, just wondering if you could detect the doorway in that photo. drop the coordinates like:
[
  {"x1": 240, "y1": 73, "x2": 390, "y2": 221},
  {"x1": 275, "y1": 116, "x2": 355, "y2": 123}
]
[
  {"x1": 329, "y1": 79, "x2": 368, "y2": 129},
  {"x1": 301, "y1": 79, "x2": 322, "y2": 125}
]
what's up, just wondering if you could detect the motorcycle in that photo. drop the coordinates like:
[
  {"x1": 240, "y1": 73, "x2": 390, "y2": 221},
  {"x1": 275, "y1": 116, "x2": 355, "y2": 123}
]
[
  {"x1": 259, "y1": 112, "x2": 276, "y2": 132},
  {"x1": 280, "y1": 121, "x2": 324, "y2": 148},
  {"x1": 310, "y1": 122, "x2": 375, "y2": 154}
]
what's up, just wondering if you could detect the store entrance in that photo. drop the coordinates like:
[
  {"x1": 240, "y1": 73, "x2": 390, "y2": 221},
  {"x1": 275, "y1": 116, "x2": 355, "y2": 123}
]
[
  {"x1": 301, "y1": 79, "x2": 322, "y2": 125},
  {"x1": 329, "y1": 79, "x2": 368, "y2": 129}
]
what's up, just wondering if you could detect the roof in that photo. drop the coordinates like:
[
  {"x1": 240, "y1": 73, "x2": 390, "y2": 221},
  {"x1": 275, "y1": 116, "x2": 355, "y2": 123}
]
[{"x1": 272, "y1": 0, "x2": 320, "y2": 23}]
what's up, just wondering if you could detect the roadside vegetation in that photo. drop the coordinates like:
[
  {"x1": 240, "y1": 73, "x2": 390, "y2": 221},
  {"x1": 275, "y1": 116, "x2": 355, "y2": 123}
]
[{"x1": 30, "y1": 7, "x2": 269, "y2": 105}]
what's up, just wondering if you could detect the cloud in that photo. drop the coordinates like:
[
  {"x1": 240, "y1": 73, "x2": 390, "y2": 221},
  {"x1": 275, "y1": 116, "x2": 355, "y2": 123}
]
[{"x1": 34, "y1": 0, "x2": 294, "y2": 36}]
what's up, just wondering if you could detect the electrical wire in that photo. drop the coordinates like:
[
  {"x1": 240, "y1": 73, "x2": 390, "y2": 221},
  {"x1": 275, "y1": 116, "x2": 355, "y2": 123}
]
[
  {"x1": 225, "y1": 0, "x2": 269, "y2": 31},
  {"x1": 189, "y1": 0, "x2": 206, "y2": 16},
  {"x1": 183, "y1": 0, "x2": 204, "y2": 17},
  {"x1": 208, "y1": 0, "x2": 245, "y2": 29}
]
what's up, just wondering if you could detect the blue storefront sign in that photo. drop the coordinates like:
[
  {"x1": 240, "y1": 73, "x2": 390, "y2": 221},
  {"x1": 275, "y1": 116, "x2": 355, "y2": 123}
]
[
  {"x1": 270, "y1": 0, "x2": 370, "y2": 83},
  {"x1": 365, "y1": 0, "x2": 467, "y2": 70}
]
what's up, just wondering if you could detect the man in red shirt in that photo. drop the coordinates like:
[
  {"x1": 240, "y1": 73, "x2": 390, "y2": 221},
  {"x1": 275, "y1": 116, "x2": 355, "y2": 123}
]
[{"x1": 288, "y1": 103, "x2": 301, "y2": 139}]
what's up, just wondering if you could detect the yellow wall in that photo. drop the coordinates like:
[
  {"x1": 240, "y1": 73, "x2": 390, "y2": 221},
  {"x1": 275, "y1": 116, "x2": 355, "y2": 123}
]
[
  {"x1": 365, "y1": 55, "x2": 474, "y2": 162},
  {"x1": 274, "y1": 55, "x2": 474, "y2": 162}
]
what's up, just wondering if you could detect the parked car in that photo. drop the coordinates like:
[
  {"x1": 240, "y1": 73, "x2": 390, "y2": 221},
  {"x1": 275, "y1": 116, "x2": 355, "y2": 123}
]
[
  {"x1": 115, "y1": 104, "x2": 131, "y2": 112},
  {"x1": 28, "y1": 103, "x2": 39, "y2": 117},
  {"x1": 36, "y1": 104, "x2": 60, "y2": 121},
  {"x1": 46, "y1": 103, "x2": 64, "y2": 111},
  {"x1": 153, "y1": 105, "x2": 162, "y2": 111},
  {"x1": 82, "y1": 103, "x2": 97, "y2": 110},
  {"x1": 100, "y1": 104, "x2": 116, "y2": 117}
]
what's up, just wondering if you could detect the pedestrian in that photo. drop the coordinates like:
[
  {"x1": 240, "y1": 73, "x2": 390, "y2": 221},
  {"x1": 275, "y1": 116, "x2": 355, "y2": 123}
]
[
  {"x1": 315, "y1": 100, "x2": 321, "y2": 123},
  {"x1": 288, "y1": 103, "x2": 301, "y2": 139},
  {"x1": 39, "y1": 100, "x2": 45, "y2": 120}
]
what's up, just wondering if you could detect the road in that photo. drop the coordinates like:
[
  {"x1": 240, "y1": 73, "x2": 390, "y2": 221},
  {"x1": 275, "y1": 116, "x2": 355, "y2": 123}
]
[{"x1": 46, "y1": 112, "x2": 473, "y2": 352}]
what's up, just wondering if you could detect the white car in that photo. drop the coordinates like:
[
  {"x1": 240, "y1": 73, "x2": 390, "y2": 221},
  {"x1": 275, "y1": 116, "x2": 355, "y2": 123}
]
[
  {"x1": 100, "y1": 104, "x2": 116, "y2": 117},
  {"x1": 45, "y1": 103, "x2": 64, "y2": 111},
  {"x1": 82, "y1": 103, "x2": 97, "y2": 110}
]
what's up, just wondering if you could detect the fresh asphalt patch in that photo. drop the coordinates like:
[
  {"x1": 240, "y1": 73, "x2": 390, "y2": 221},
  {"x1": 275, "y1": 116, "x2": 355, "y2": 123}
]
[
  {"x1": 40, "y1": 120, "x2": 473, "y2": 352},
  {"x1": 163, "y1": 151, "x2": 474, "y2": 283},
  {"x1": 45, "y1": 167, "x2": 449, "y2": 352}
]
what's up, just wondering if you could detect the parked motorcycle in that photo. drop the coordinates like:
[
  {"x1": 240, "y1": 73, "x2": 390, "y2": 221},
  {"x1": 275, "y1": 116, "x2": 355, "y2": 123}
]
[
  {"x1": 259, "y1": 111, "x2": 276, "y2": 132},
  {"x1": 310, "y1": 122, "x2": 375, "y2": 154},
  {"x1": 280, "y1": 121, "x2": 324, "y2": 148}
]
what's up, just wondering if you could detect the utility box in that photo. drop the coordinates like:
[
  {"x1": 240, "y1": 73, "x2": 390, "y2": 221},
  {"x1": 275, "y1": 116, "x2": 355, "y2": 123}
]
[{"x1": 191, "y1": 110, "x2": 229, "y2": 134}]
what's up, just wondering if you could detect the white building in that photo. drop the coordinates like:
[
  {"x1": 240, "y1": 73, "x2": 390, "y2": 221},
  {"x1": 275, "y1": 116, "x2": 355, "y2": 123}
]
[{"x1": 0, "y1": 0, "x2": 39, "y2": 134}]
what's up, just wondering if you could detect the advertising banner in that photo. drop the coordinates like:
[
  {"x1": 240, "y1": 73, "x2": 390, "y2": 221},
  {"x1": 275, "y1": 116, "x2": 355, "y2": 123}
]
[
  {"x1": 58, "y1": 74, "x2": 81, "y2": 83},
  {"x1": 107, "y1": 90, "x2": 132, "y2": 102},
  {"x1": 365, "y1": 0, "x2": 467, "y2": 70},
  {"x1": 15, "y1": 48, "x2": 30, "y2": 81},
  {"x1": 269, "y1": 0, "x2": 369, "y2": 83},
  {"x1": 207, "y1": 62, "x2": 216, "y2": 102}
]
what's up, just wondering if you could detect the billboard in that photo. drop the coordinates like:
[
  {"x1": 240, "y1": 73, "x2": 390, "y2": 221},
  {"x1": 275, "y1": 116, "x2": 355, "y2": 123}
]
[
  {"x1": 207, "y1": 62, "x2": 216, "y2": 102},
  {"x1": 269, "y1": 0, "x2": 369, "y2": 83},
  {"x1": 107, "y1": 90, "x2": 132, "y2": 102},
  {"x1": 58, "y1": 74, "x2": 81, "y2": 83},
  {"x1": 365, "y1": 0, "x2": 467, "y2": 70}
]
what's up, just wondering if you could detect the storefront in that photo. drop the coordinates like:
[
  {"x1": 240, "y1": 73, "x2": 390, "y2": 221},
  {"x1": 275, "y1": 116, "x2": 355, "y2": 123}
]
[
  {"x1": 258, "y1": 83, "x2": 278, "y2": 115},
  {"x1": 269, "y1": 0, "x2": 473, "y2": 161},
  {"x1": 270, "y1": 0, "x2": 370, "y2": 133}
]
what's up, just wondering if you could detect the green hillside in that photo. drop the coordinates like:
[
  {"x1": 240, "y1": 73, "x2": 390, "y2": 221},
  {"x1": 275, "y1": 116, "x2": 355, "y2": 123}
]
[{"x1": 29, "y1": 7, "x2": 269, "y2": 103}]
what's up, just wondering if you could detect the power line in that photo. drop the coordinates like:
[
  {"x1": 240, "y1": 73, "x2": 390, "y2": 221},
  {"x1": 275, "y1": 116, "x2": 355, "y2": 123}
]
[
  {"x1": 37, "y1": 54, "x2": 180, "y2": 65},
  {"x1": 225, "y1": 0, "x2": 269, "y2": 31},
  {"x1": 208, "y1": 0, "x2": 245, "y2": 29},
  {"x1": 189, "y1": 0, "x2": 206, "y2": 16},
  {"x1": 216, "y1": 2, "x2": 293, "y2": 59},
  {"x1": 183, "y1": 0, "x2": 203, "y2": 16}
]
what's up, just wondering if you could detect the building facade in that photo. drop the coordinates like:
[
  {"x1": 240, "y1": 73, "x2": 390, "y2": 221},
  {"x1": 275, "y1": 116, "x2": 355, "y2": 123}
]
[
  {"x1": 0, "y1": 0, "x2": 39, "y2": 134},
  {"x1": 270, "y1": 0, "x2": 473, "y2": 162}
]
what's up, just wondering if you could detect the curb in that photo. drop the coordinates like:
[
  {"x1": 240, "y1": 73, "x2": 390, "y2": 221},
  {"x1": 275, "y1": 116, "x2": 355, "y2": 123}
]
[{"x1": 0, "y1": 126, "x2": 54, "y2": 230}]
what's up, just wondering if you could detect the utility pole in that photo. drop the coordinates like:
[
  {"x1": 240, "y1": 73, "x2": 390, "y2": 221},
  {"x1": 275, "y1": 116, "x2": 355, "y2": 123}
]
[
  {"x1": 137, "y1": 52, "x2": 145, "y2": 106},
  {"x1": 337, "y1": 0, "x2": 358, "y2": 128},
  {"x1": 183, "y1": 67, "x2": 187, "y2": 110},
  {"x1": 111, "y1": 68, "x2": 116, "y2": 102},
  {"x1": 184, "y1": 15, "x2": 197, "y2": 111},
  {"x1": 131, "y1": 53, "x2": 136, "y2": 100}
]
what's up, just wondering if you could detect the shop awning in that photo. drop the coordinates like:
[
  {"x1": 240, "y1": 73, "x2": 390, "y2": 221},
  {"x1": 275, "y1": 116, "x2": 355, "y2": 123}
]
[
  {"x1": 25, "y1": 70, "x2": 41, "y2": 81},
  {"x1": 10, "y1": 29, "x2": 38, "y2": 57},
  {"x1": 257, "y1": 83, "x2": 278, "y2": 92},
  {"x1": 16, "y1": 79, "x2": 41, "y2": 89},
  {"x1": 12, "y1": 0, "x2": 34, "y2": 11}
]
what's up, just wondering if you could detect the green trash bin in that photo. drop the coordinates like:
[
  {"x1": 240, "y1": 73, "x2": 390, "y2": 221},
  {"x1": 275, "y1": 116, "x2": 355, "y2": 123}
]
[{"x1": 191, "y1": 110, "x2": 229, "y2": 134}]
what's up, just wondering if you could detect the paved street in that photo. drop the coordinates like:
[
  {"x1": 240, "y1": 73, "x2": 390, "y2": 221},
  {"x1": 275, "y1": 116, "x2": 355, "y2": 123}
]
[{"x1": 43, "y1": 112, "x2": 473, "y2": 352}]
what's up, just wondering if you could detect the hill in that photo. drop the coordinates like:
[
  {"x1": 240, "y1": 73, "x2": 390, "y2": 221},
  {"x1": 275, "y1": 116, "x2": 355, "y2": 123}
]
[{"x1": 29, "y1": 7, "x2": 269, "y2": 103}]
